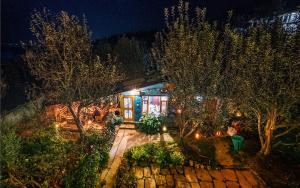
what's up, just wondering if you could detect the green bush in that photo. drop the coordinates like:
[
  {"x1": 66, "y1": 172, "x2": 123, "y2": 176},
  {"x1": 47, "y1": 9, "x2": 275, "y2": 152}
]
[
  {"x1": 0, "y1": 123, "x2": 21, "y2": 179},
  {"x1": 65, "y1": 150, "x2": 100, "y2": 188},
  {"x1": 81, "y1": 130, "x2": 111, "y2": 168},
  {"x1": 116, "y1": 160, "x2": 136, "y2": 188},
  {"x1": 170, "y1": 151, "x2": 186, "y2": 165},
  {"x1": 138, "y1": 114, "x2": 162, "y2": 134},
  {"x1": 125, "y1": 142, "x2": 184, "y2": 167},
  {"x1": 20, "y1": 124, "x2": 71, "y2": 186}
]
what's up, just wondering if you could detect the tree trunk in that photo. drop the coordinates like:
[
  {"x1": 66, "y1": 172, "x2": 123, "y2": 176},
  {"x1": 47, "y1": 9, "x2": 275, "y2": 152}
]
[
  {"x1": 255, "y1": 111, "x2": 264, "y2": 149},
  {"x1": 68, "y1": 103, "x2": 84, "y2": 137},
  {"x1": 260, "y1": 109, "x2": 277, "y2": 156}
]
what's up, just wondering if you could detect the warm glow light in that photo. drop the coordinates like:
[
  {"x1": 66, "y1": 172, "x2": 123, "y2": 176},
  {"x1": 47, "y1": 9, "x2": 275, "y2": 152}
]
[
  {"x1": 215, "y1": 131, "x2": 222, "y2": 137},
  {"x1": 88, "y1": 120, "x2": 92, "y2": 125},
  {"x1": 162, "y1": 126, "x2": 167, "y2": 132},
  {"x1": 176, "y1": 109, "x2": 182, "y2": 114},
  {"x1": 236, "y1": 111, "x2": 242, "y2": 117},
  {"x1": 110, "y1": 102, "x2": 113, "y2": 106},
  {"x1": 129, "y1": 88, "x2": 140, "y2": 95},
  {"x1": 195, "y1": 133, "x2": 200, "y2": 139},
  {"x1": 55, "y1": 124, "x2": 59, "y2": 128}
]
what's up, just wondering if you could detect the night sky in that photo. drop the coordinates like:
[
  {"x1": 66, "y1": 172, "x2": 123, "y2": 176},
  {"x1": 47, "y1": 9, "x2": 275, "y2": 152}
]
[{"x1": 1, "y1": 0, "x2": 298, "y2": 43}]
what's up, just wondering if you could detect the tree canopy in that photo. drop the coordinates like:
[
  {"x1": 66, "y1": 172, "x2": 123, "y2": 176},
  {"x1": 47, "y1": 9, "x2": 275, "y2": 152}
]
[{"x1": 23, "y1": 9, "x2": 122, "y2": 136}]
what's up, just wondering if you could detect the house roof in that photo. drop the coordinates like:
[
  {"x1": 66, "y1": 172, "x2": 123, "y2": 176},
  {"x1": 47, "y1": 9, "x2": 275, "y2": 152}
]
[{"x1": 116, "y1": 77, "x2": 164, "y2": 93}]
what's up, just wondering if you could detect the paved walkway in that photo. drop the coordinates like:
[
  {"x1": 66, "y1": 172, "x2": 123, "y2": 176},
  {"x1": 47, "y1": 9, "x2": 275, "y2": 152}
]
[
  {"x1": 100, "y1": 125, "x2": 173, "y2": 187},
  {"x1": 133, "y1": 165, "x2": 266, "y2": 188}
]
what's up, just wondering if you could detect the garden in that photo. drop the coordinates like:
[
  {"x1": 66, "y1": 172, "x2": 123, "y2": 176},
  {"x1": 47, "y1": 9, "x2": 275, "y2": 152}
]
[{"x1": 0, "y1": 0, "x2": 299, "y2": 187}]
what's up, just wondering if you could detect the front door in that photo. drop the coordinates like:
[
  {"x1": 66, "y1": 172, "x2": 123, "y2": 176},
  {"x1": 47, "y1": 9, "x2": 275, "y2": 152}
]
[{"x1": 123, "y1": 97, "x2": 134, "y2": 121}]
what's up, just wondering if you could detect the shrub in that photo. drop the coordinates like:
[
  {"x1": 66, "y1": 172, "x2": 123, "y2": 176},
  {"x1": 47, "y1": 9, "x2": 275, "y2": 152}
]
[
  {"x1": 170, "y1": 151, "x2": 185, "y2": 165},
  {"x1": 0, "y1": 123, "x2": 21, "y2": 179},
  {"x1": 125, "y1": 142, "x2": 184, "y2": 167},
  {"x1": 138, "y1": 114, "x2": 162, "y2": 134},
  {"x1": 20, "y1": 124, "x2": 71, "y2": 186},
  {"x1": 116, "y1": 160, "x2": 136, "y2": 188},
  {"x1": 81, "y1": 130, "x2": 111, "y2": 168},
  {"x1": 65, "y1": 150, "x2": 100, "y2": 188}
]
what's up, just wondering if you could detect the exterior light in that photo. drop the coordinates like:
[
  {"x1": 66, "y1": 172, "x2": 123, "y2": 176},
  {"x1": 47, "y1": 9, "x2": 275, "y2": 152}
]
[
  {"x1": 88, "y1": 120, "x2": 92, "y2": 125},
  {"x1": 236, "y1": 111, "x2": 242, "y2": 117},
  {"x1": 55, "y1": 124, "x2": 59, "y2": 128},
  {"x1": 195, "y1": 133, "x2": 201, "y2": 139},
  {"x1": 162, "y1": 126, "x2": 167, "y2": 132},
  {"x1": 176, "y1": 109, "x2": 182, "y2": 114},
  {"x1": 110, "y1": 102, "x2": 113, "y2": 106},
  {"x1": 130, "y1": 88, "x2": 140, "y2": 95},
  {"x1": 215, "y1": 131, "x2": 222, "y2": 137}
]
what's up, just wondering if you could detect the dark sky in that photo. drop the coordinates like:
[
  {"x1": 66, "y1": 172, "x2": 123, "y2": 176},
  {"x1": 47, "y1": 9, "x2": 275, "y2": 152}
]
[{"x1": 1, "y1": 0, "x2": 298, "y2": 43}]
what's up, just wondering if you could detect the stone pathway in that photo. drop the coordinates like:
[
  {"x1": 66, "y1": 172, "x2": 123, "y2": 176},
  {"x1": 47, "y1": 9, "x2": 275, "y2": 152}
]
[
  {"x1": 100, "y1": 125, "x2": 174, "y2": 188},
  {"x1": 133, "y1": 165, "x2": 266, "y2": 188}
]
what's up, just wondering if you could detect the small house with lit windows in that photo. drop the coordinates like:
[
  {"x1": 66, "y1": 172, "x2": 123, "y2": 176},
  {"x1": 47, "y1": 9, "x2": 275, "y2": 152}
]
[{"x1": 118, "y1": 78, "x2": 169, "y2": 122}]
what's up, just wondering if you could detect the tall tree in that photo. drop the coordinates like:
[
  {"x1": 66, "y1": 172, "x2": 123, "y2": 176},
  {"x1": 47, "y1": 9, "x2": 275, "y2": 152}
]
[
  {"x1": 113, "y1": 36, "x2": 145, "y2": 80},
  {"x1": 222, "y1": 22, "x2": 300, "y2": 156},
  {"x1": 23, "y1": 9, "x2": 122, "y2": 137},
  {"x1": 152, "y1": 1, "x2": 222, "y2": 139}
]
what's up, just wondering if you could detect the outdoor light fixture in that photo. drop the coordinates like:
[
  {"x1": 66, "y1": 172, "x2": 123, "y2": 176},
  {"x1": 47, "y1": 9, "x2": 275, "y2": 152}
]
[
  {"x1": 130, "y1": 88, "x2": 140, "y2": 95},
  {"x1": 215, "y1": 131, "x2": 222, "y2": 137},
  {"x1": 110, "y1": 102, "x2": 113, "y2": 106},
  {"x1": 176, "y1": 109, "x2": 182, "y2": 114},
  {"x1": 236, "y1": 111, "x2": 242, "y2": 117},
  {"x1": 162, "y1": 126, "x2": 167, "y2": 132},
  {"x1": 88, "y1": 120, "x2": 92, "y2": 125},
  {"x1": 55, "y1": 124, "x2": 59, "y2": 128},
  {"x1": 195, "y1": 132, "x2": 201, "y2": 139}
]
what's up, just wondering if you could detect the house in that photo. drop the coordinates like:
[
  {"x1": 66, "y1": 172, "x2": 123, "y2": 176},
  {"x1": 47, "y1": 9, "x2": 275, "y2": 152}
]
[{"x1": 118, "y1": 78, "x2": 169, "y2": 122}]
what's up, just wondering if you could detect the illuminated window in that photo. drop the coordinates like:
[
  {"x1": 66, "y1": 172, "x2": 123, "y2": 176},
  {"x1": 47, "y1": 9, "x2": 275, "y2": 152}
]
[
  {"x1": 124, "y1": 109, "x2": 132, "y2": 119},
  {"x1": 161, "y1": 101, "x2": 167, "y2": 115},
  {"x1": 142, "y1": 96, "x2": 148, "y2": 113},
  {"x1": 141, "y1": 96, "x2": 168, "y2": 116}
]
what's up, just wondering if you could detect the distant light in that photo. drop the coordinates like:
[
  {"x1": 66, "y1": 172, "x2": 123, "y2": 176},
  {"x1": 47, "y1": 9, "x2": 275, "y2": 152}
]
[
  {"x1": 88, "y1": 120, "x2": 92, "y2": 125},
  {"x1": 195, "y1": 95, "x2": 203, "y2": 102},
  {"x1": 176, "y1": 109, "x2": 182, "y2": 114},
  {"x1": 55, "y1": 124, "x2": 59, "y2": 128},
  {"x1": 195, "y1": 133, "x2": 201, "y2": 139},
  {"x1": 110, "y1": 102, "x2": 113, "y2": 106},
  {"x1": 130, "y1": 89, "x2": 140, "y2": 95},
  {"x1": 162, "y1": 126, "x2": 167, "y2": 132}
]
